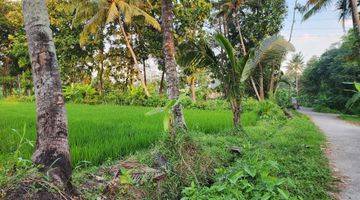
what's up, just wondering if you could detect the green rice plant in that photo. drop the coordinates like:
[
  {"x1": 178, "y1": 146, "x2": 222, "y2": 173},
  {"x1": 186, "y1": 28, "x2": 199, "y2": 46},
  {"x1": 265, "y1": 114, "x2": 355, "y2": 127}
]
[{"x1": 0, "y1": 101, "x2": 232, "y2": 166}]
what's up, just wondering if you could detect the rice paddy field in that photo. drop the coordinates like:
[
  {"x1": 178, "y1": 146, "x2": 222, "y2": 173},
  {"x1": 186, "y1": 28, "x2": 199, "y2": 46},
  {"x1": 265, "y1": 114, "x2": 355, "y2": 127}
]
[{"x1": 0, "y1": 101, "x2": 232, "y2": 166}]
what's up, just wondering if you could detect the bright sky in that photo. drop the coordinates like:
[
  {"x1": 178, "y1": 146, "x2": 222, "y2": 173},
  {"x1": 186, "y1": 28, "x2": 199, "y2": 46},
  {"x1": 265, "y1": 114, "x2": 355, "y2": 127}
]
[{"x1": 281, "y1": 0, "x2": 353, "y2": 64}]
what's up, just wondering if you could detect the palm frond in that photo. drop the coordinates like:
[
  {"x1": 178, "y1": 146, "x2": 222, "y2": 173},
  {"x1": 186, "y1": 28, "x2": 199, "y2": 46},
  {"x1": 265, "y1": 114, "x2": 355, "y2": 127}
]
[{"x1": 302, "y1": 0, "x2": 332, "y2": 21}]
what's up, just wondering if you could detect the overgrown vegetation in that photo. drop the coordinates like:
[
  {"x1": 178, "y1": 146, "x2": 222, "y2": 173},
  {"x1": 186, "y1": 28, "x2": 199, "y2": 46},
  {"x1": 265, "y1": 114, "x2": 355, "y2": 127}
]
[
  {"x1": 0, "y1": 100, "x2": 334, "y2": 199},
  {"x1": 300, "y1": 30, "x2": 360, "y2": 114}
]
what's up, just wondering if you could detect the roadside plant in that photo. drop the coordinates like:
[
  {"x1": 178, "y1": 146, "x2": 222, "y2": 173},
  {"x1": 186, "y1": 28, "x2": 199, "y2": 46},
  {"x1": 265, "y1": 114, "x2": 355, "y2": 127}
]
[{"x1": 344, "y1": 82, "x2": 360, "y2": 109}]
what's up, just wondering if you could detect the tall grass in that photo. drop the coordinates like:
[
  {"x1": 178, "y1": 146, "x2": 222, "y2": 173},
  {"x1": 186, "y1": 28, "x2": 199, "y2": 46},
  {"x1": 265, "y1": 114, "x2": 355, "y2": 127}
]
[{"x1": 0, "y1": 101, "x2": 232, "y2": 166}]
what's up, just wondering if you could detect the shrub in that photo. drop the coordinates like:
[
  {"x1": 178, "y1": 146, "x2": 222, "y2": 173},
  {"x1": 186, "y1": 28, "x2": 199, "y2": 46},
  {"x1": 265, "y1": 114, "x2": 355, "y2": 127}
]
[{"x1": 63, "y1": 83, "x2": 97, "y2": 104}]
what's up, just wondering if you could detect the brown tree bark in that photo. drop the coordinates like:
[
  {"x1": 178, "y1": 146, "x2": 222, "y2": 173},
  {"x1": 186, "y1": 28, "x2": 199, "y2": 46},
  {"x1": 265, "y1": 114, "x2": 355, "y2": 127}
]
[
  {"x1": 159, "y1": 68, "x2": 165, "y2": 96},
  {"x1": 119, "y1": 22, "x2": 150, "y2": 97},
  {"x1": 143, "y1": 59, "x2": 147, "y2": 86},
  {"x1": 190, "y1": 76, "x2": 196, "y2": 102},
  {"x1": 259, "y1": 64, "x2": 265, "y2": 101},
  {"x1": 22, "y1": 0, "x2": 72, "y2": 188},
  {"x1": 230, "y1": 98, "x2": 242, "y2": 128},
  {"x1": 161, "y1": 0, "x2": 186, "y2": 135},
  {"x1": 350, "y1": 0, "x2": 360, "y2": 33},
  {"x1": 269, "y1": 69, "x2": 276, "y2": 95},
  {"x1": 98, "y1": 47, "x2": 104, "y2": 95}
]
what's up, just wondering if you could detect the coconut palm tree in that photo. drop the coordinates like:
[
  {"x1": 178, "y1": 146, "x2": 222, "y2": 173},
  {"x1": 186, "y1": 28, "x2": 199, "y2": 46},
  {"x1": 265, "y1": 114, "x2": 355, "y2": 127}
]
[
  {"x1": 302, "y1": 0, "x2": 360, "y2": 35},
  {"x1": 73, "y1": 0, "x2": 161, "y2": 97},
  {"x1": 286, "y1": 53, "x2": 305, "y2": 96},
  {"x1": 161, "y1": 0, "x2": 186, "y2": 135},
  {"x1": 22, "y1": 0, "x2": 72, "y2": 188}
]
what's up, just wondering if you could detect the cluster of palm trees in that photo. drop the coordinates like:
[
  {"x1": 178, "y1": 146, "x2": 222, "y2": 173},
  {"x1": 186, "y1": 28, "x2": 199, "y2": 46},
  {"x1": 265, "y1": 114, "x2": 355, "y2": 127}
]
[{"x1": 20, "y1": 0, "x2": 360, "y2": 195}]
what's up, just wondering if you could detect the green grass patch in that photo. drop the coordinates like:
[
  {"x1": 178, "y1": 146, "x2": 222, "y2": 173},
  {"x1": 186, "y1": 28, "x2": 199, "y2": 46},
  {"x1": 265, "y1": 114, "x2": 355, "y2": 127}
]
[
  {"x1": 182, "y1": 115, "x2": 334, "y2": 199},
  {"x1": 0, "y1": 101, "x2": 232, "y2": 166}
]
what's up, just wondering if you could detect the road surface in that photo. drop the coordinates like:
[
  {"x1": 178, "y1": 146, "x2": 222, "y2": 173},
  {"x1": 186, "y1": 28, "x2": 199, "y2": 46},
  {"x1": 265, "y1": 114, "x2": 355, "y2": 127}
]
[{"x1": 299, "y1": 108, "x2": 360, "y2": 200}]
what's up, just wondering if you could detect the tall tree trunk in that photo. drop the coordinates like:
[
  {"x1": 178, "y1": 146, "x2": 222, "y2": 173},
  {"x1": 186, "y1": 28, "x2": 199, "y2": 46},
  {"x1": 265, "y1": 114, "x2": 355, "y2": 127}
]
[
  {"x1": 143, "y1": 59, "x2": 147, "y2": 86},
  {"x1": 233, "y1": 13, "x2": 246, "y2": 55},
  {"x1": 190, "y1": 76, "x2": 196, "y2": 102},
  {"x1": 119, "y1": 22, "x2": 150, "y2": 97},
  {"x1": 98, "y1": 48, "x2": 104, "y2": 95},
  {"x1": 269, "y1": 68, "x2": 276, "y2": 95},
  {"x1": 288, "y1": 0, "x2": 298, "y2": 42},
  {"x1": 250, "y1": 77, "x2": 261, "y2": 101},
  {"x1": 350, "y1": 0, "x2": 360, "y2": 33},
  {"x1": 161, "y1": 0, "x2": 186, "y2": 135},
  {"x1": 22, "y1": 0, "x2": 72, "y2": 188},
  {"x1": 295, "y1": 75, "x2": 299, "y2": 96},
  {"x1": 159, "y1": 67, "x2": 165, "y2": 96},
  {"x1": 259, "y1": 64, "x2": 265, "y2": 101}
]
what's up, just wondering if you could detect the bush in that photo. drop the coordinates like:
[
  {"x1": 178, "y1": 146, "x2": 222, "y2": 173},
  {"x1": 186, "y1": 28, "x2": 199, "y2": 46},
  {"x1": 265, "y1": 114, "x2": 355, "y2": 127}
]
[
  {"x1": 243, "y1": 98, "x2": 286, "y2": 121},
  {"x1": 63, "y1": 83, "x2": 97, "y2": 104}
]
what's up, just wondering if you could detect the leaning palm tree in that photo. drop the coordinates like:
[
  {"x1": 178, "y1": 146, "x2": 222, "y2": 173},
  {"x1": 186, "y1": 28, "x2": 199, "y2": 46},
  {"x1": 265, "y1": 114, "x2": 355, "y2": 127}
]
[
  {"x1": 286, "y1": 53, "x2": 305, "y2": 96},
  {"x1": 73, "y1": 0, "x2": 161, "y2": 97},
  {"x1": 302, "y1": 0, "x2": 360, "y2": 35}
]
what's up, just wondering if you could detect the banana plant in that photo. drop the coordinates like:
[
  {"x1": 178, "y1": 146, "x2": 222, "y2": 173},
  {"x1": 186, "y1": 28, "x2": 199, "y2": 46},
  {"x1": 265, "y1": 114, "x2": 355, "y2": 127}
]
[{"x1": 178, "y1": 33, "x2": 294, "y2": 127}]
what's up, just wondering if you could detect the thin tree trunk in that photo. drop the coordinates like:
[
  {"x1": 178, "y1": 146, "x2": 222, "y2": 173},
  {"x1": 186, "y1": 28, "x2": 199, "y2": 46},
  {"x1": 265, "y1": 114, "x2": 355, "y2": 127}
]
[
  {"x1": 269, "y1": 69, "x2": 276, "y2": 95},
  {"x1": 250, "y1": 77, "x2": 261, "y2": 101},
  {"x1": 143, "y1": 59, "x2": 147, "y2": 86},
  {"x1": 295, "y1": 75, "x2": 299, "y2": 96},
  {"x1": 98, "y1": 48, "x2": 104, "y2": 95},
  {"x1": 159, "y1": 67, "x2": 165, "y2": 96},
  {"x1": 162, "y1": 0, "x2": 186, "y2": 135},
  {"x1": 234, "y1": 13, "x2": 246, "y2": 55},
  {"x1": 288, "y1": 0, "x2": 298, "y2": 42},
  {"x1": 119, "y1": 22, "x2": 150, "y2": 97},
  {"x1": 22, "y1": 0, "x2": 72, "y2": 189},
  {"x1": 190, "y1": 76, "x2": 196, "y2": 102},
  {"x1": 259, "y1": 64, "x2": 265, "y2": 101}
]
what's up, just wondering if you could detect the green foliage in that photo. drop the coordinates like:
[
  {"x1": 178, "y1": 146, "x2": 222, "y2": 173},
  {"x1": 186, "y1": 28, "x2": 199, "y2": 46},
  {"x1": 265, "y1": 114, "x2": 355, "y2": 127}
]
[
  {"x1": 243, "y1": 98, "x2": 286, "y2": 121},
  {"x1": 0, "y1": 101, "x2": 233, "y2": 166},
  {"x1": 63, "y1": 83, "x2": 97, "y2": 104},
  {"x1": 182, "y1": 115, "x2": 333, "y2": 199},
  {"x1": 300, "y1": 30, "x2": 360, "y2": 114}
]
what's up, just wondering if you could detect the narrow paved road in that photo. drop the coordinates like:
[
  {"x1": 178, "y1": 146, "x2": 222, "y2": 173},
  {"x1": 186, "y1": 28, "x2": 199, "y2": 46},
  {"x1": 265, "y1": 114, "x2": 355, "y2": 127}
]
[{"x1": 299, "y1": 108, "x2": 360, "y2": 200}]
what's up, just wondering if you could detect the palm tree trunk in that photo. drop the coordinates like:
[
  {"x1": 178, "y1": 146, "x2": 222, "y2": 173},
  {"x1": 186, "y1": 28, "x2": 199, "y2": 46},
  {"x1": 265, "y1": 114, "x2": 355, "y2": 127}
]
[
  {"x1": 162, "y1": 0, "x2": 186, "y2": 135},
  {"x1": 119, "y1": 22, "x2": 150, "y2": 97},
  {"x1": 143, "y1": 59, "x2": 147, "y2": 86},
  {"x1": 269, "y1": 69, "x2": 276, "y2": 95},
  {"x1": 259, "y1": 64, "x2": 265, "y2": 101},
  {"x1": 234, "y1": 13, "x2": 246, "y2": 55},
  {"x1": 190, "y1": 76, "x2": 196, "y2": 102},
  {"x1": 98, "y1": 48, "x2": 104, "y2": 95},
  {"x1": 22, "y1": 0, "x2": 72, "y2": 188},
  {"x1": 159, "y1": 67, "x2": 165, "y2": 96},
  {"x1": 295, "y1": 75, "x2": 299, "y2": 96},
  {"x1": 350, "y1": 0, "x2": 360, "y2": 34},
  {"x1": 250, "y1": 77, "x2": 261, "y2": 101},
  {"x1": 288, "y1": 0, "x2": 298, "y2": 42}
]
